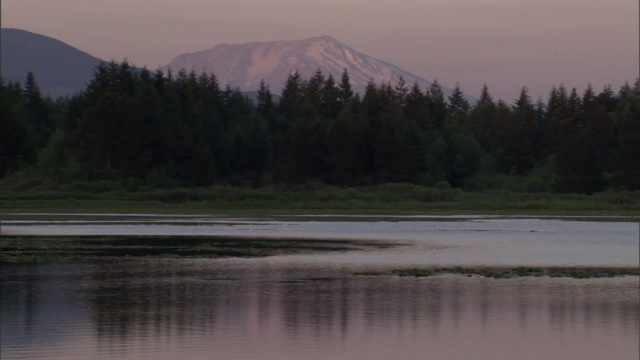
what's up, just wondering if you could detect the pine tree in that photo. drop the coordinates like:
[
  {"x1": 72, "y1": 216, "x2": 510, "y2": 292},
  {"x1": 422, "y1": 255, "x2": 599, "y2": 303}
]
[
  {"x1": 426, "y1": 79, "x2": 447, "y2": 129},
  {"x1": 22, "y1": 72, "x2": 53, "y2": 147},
  {"x1": 469, "y1": 84, "x2": 497, "y2": 151},
  {"x1": 278, "y1": 71, "x2": 305, "y2": 122},
  {"x1": 567, "y1": 88, "x2": 581, "y2": 116},
  {"x1": 257, "y1": 80, "x2": 276, "y2": 129},
  {"x1": 303, "y1": 69, "x2": 325, "y2": 115},
  {"x1": 394, "y1": 76, "x2": 409, "y2": 105},
  {"x1": 338, "y1": 69, "x2": 354, "y2": 105},
  {"x1": 447, "y1": 83, "x2": 470, "y2": 115},
  {"x1": 321, "y1": 72, "x2": 340, "y2": 118},
  {"x1": 404, "y1": 82, "x2": 428, "y2": 129},
  {"x1": 514, "y1": 86, "x2": 533, "y2": 113},
  {"x1": 0, "y1": 79, "x2": 35, "y2": 175},
  {"x1": 477, "y1": 84, "x2": 494, "y2": 106},
  {"x1": 596, "y1": 84, "x2": 616, "y2": 112},
  {"x1": 581, "y1": 84, "x2": 597, "y2": 113}
]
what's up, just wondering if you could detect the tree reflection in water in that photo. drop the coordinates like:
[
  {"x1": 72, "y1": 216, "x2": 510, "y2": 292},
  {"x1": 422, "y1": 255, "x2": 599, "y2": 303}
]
[{"x1": 1, "y1": 260, "x2": 638, "y2": 360}]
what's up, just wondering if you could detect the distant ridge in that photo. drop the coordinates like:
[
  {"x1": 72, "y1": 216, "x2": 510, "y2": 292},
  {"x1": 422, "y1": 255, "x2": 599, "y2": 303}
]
[
  {"x1": 1, "y1": 30, "x2": 466, "y2": 100},
  {"x1": 0, "y1": 28, "x2": 104, "y2": 98},
  {"x1": 163, "y1": 36, "x2": 453, "y2": 96}
]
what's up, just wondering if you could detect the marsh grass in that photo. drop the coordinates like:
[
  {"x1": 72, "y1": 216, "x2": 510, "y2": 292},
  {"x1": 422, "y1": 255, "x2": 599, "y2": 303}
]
[{"x1": 1, "y1": 183, "x2": 639, "y2": 215}]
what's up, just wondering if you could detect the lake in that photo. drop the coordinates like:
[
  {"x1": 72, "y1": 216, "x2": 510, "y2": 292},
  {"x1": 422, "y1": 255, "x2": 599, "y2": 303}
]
[{"x1": 1, "y1": 214, "x2": 639, "y2": 359}]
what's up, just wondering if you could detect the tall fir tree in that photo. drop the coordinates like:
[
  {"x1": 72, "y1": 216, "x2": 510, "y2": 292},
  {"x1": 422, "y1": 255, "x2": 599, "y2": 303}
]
[
  {"x1": 338, "y1": 69, "x2": 354, "y2": 105},
  {"x1": 426, "y1": 79, "x2": 447, "y2": 129},
  {"x1": 447, "y1": 83, "x2": 470, "y2": 115}
]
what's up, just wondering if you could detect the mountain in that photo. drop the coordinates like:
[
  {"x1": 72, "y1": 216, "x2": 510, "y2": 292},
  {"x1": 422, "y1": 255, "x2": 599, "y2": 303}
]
[
  {"x1": 0, "y1": 28, "x2": 104, "y2": 98},
  {"x1": 1, "y1": 30, "x2": 463, "y2": 100},
  {"x1": 163, "y1": 36, "x2": 448, "y2": 96}
]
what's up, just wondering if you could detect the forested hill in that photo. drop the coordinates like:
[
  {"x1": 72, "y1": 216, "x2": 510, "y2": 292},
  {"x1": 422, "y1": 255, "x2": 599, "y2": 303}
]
[{"x1": 1, "y1": 61, "x2": 639, "y2": 194}]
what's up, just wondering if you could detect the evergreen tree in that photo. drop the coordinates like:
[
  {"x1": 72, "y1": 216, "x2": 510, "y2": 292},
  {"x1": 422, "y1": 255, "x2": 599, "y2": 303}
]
[
  {"x1": 338, "y1": 69, "x2": 354, "y2": 105},
  {"x1": 404, "y1": 82, "x2": 428, "y2": 129},
  {"x1": 447, "y1": 83, "x2": 470, "y2": 115},
  {"x1": 0, "y1": 79, "x2": 34, "y2": 175},
  {"x1": 469, "y1": 85, "x2": 497, "y2": 151},
  {"x1": 596, "y1": 84, "x2": 617, "y2": 112},
  {"x1": 23, "y1": 72, "x2": 52, "y2": 144},
  {"x1": 277, "y1": 71, "x2": 305, "y2": 123},
  {"x1": 581, "y1": 84, "x2": 598, "y2": 113},
  {"x1": 545, "y1": 84, "x2": 571, "y2": 152},
  {"x1": 477, "y1": 84, "x2": 494, "y2": 106},
  {"x1": 256, "y1": 80, "x2": 276, "y2": 129},
  {"x1": 617, "y1": 82, "x2": 633, "y2": 100},
  {"x1": 608, "y1": 85, "x2": 640, "y2": 189},
  {"x1": 547, "y1": 84, "x2": 569, "y2": 120},
  {"x1": 513, "y1": 86, "x2": 533, "y2": 113},
  {"x1": 426, "y1": 79, "x2": 447, "y2": 129},
  {"x1": 507, "y1": 86, "x2": 535, "y2": 173},
  {"x1": 303, "y1": 69, "x2": 325, "y2": 116},
  {"x1": 320, "y1": 72, "x2": 340, "y2": 119},
  {"x1": 567, "y1": 87, "x2": 581, "y2": 117},
  {"x1": 394, "y1": 76, "x2": 409, "y2": 105}
]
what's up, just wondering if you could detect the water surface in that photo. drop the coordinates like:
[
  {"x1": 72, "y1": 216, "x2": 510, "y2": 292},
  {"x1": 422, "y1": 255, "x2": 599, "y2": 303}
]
[
  {"x1": 1, "y1": 214, "x2": 638, "y2": 359},
  {"x1": 3, "y1": 214, "x2": 638, "y2": 267}
]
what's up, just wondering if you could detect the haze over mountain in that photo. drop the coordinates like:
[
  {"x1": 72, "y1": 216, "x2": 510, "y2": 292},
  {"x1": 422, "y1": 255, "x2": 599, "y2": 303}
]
[
  {"x1": 163, "y1": 36, "x2": 450, "y2": 96},
  {"x1": 0, "y1": 28, "x2": 104, "y2": 98}
]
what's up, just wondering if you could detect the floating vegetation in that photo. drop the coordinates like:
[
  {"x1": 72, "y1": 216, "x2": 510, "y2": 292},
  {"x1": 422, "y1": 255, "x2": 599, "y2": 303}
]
[
  {"x1": 354, "y1": 266, "x2": 640, "y2": 279},
  {"x1": 391, "y1": 269, "x2": 435, "y2": 277},
  {"x1": 0, "y1": 235, "x2": 394, "y2": 263}
]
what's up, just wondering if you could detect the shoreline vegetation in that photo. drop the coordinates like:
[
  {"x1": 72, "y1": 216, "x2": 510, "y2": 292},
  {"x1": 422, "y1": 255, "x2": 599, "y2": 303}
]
[{"x1": 1, "y1": 183, "x2": 639, "y2": 216}]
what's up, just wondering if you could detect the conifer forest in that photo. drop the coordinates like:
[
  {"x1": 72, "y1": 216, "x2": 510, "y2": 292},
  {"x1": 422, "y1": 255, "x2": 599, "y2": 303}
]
[{"x1": 1, "y1": 61, "x2": 639, "y2": 195}]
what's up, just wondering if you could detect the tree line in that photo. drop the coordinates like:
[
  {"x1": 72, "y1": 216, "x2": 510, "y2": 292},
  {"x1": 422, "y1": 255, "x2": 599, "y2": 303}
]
[{"x1": 1, "y1": 60, "x2": 638, "y2": 194}]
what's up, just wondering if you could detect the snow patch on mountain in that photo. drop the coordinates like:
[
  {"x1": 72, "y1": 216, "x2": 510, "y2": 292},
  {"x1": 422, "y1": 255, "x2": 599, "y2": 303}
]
[{"x1": 163, "y1": 36, "x2": 443, "y2": 96}]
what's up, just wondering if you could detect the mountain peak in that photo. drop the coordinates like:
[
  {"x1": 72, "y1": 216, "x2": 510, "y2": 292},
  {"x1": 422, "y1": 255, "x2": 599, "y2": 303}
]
[
  {"x1": 163, "y1": 36, "x2": 440, "y2": 95},
  {"x1": 307, "y1": 35, "x2": 340, "y2": 42}
]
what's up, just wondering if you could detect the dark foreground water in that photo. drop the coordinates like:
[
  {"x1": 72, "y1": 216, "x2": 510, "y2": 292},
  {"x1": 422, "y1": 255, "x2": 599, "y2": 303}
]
[
  {"x1": 1, "y1": 215, "x2": 639, "y2": 359},
  {"x1": 1, "y1": 260, "x2": 638, "y2": 360}
]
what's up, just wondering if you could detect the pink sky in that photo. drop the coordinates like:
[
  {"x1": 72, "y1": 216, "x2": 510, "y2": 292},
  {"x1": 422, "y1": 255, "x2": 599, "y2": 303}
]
[{"x1": 3, "y1": 0, "x2": 638, "y2": 101}]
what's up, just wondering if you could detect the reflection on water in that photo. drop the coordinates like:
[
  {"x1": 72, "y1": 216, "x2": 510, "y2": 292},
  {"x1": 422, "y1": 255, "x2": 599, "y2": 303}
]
[{"x1": 2, "y1": 260, "x2": 638, "y2": 360}]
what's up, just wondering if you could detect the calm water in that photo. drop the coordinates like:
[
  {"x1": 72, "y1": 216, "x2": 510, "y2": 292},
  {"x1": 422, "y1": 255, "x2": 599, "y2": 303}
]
[
  {"x1": 1, "y1": 214, "x2": 639, "y2": 359},
  {"x1": 4, "y1": 214, "x2": 639, "y2": 267}
]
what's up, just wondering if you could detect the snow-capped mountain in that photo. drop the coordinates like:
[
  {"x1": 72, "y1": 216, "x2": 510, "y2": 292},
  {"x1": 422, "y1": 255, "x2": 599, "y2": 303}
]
[{"x1": 163, "y1": 36, "x2": 441, "y2": 96}]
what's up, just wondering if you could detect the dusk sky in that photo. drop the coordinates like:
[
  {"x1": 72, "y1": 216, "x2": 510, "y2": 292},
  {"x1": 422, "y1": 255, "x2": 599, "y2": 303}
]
[{"x1": 2, "y1": 0, "x2": 639, "y2": 101}]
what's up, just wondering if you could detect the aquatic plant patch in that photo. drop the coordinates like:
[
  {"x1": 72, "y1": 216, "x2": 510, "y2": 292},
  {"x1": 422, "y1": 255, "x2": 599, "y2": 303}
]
[
  {"x1": 0, "y1": 235, "x2": 396, "y2": 263},
  {"x1": 354, "y1": 266, "x2": 640, "y2": 279}
]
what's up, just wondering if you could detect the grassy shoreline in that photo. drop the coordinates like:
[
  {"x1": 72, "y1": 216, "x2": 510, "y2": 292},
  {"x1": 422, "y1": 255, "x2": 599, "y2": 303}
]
[{"x1": 1, "y1": 184, "x2": 639, "y2": 216}]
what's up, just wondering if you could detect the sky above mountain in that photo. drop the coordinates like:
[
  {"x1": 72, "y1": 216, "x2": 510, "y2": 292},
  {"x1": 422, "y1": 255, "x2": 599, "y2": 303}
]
[{"x1": 3, "y1": 0, "x2": 638, "y2": 102}]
